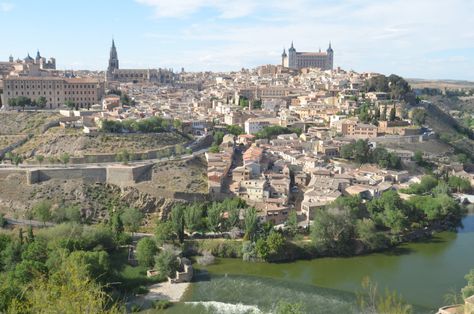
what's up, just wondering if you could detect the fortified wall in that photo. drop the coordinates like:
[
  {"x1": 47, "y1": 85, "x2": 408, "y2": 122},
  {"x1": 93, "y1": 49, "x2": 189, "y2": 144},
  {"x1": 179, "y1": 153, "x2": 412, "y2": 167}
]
[{"x1": 25, "y1": 163, "x2": 154, "y2": 186}]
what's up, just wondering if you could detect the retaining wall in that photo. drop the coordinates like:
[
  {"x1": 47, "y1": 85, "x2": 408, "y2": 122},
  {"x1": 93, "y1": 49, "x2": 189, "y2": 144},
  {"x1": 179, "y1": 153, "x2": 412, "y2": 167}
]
[{"x1": 27, "y1": 167, "x2": 107, "y2": 184}]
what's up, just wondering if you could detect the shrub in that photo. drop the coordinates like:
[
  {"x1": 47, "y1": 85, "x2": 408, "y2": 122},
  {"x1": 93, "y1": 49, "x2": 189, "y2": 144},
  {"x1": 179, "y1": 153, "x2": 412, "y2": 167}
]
[
  {"x1": 196, "y1": 252, "x2": 216, "y2": 266},
  {"x1": 153, "y1": 300, "x2": 172, "y2": 310}
]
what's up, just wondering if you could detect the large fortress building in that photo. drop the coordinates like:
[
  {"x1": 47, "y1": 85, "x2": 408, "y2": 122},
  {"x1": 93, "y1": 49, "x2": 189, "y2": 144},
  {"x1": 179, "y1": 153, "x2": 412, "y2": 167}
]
[
  {"x1": 105, "y1": 40, "x2": 175, "y2": 84},
  {"x1": 281, "y1": 42, "x2": 334, "y2": 71}
]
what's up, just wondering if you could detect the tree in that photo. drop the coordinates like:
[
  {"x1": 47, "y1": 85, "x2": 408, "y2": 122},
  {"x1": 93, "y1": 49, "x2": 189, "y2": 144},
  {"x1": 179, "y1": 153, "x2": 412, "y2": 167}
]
[
  {"x1": 411, "y1": 108, "x2": 426, "y2": 126},
  {"x1": 462, "y1": 269, "x2": 474, "y2": 299},
  {"x1": 155, "y1": 220, "x2": 175, "y2": 245},
  {"x1": 8, "y1": 257, "x2": 122, "y2": 314},
  {"x1": 60, "y1": 152, "x2": 70, "y2": 166},
  {"x1": 0, "y1": 214, "x2": 6, "y2": 228},
  {"x1": 255, "y1": 238, "x2": 270, "y2": 260},
  {"x1": 121, "y1": 207, "x2": 143, "y2": 235},
  {"x1": 110, "y1": 213, "x2": 124, "y2": 238},
  {"x1": 184, "y1": 203, "x2": 204, "y2": 233},
  {"x1": 413, "y1": 151, "x2": 424, "y2": 165},
  {"x1": 170, "y1": 204, "x2": 185, "y2": 243},
  {"x1": 448, "y1": 176, "x2": 472, "y2": 193},
  {"x1": 209, "y1": 145, "x2": 220, "y2": 153},
  {"x1": 174, "y1": 144, "x2": 185, "y2": 156},
  {"x1": 389, "y1": 107, "x2": 396, "y2": 121},
  {"x1": 311, "y1": 209, "x2": 355, "y2": 255},
  {"x1": 65, "y1": 100, "x2": 75, "y2": 110},
  {"x1": 67, "y1": 250, "x2": 111, "y2": 283},
  {"x1": 207, "y1": 202, "x2": 223, "y2": 232},
  {"x1": 266, "y1": 231, "x2": 285, "y2": 256},
  {"x1": 276, "y1": 300, "x2": 305, "y2": 314},
  {"x1": 154, "y1": 248, "x2": 179, "y2": 278},
  {"x1": 358, "y1": 277, "x2": 412, "y2": 314},
  {"x1": 226, "y1": 124, "x2": 244, "y2": 136},
  {"x1": 35, "y1": 155, "x2": 44, "y2": 166},
  {"x1": 287, "y1": 210, "x2": 298, "y2": 237},
  {"x1": 243, "y1": 207, "x2": 258, "y2": 241},
  {"x1": 37, "y1": 96, "x2": 47, "y2": 109},
  {"x1": 11, "y1": 154, "x2": 23, "y2": 166},
  {"x1": 115, "y1": 149, "x2": 131, "y2": 164},
  {"x1": 173, "y1": 119, "x2": 182, "y2": 130},
  {"x1": 136, "y1": 237, "x2": 158, "y2": 268},
  {"x1": 356, "y1": 219, "x2": 389, "y2": 251},
  {"x1": 33, "y1": 200, "x2": 52, "y2": 225}
]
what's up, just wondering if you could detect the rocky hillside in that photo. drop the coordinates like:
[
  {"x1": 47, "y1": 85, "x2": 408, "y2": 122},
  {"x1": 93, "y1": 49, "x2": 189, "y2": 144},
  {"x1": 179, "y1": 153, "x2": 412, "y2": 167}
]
[{"x1": 0, "y1": 175, "x2": 182, "y2": 225}]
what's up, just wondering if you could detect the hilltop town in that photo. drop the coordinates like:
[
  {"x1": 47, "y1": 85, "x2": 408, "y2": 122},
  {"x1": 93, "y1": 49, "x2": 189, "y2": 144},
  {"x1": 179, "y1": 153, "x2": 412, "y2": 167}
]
[{"x1": 1, "y1": 40, "x2": 474, "y2": 313}]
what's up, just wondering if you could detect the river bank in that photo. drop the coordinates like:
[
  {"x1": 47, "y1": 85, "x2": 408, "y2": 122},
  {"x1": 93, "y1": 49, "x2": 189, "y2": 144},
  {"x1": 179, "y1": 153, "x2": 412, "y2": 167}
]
[{"x1": 161, "y1": 214, "x2": 474, "y2": 313}]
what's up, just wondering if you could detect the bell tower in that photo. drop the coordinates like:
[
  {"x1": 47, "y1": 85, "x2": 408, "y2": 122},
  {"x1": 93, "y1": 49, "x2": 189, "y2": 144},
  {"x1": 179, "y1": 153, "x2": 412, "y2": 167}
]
[{"x1": 107, "y1": 39, "x2": 119, "y2": 81}]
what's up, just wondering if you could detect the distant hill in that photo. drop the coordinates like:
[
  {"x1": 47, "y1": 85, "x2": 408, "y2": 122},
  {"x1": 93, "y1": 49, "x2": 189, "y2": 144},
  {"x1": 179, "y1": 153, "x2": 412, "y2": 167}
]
[{"x1": 407, "y1": 79, "x2": 474, "y2": 90}]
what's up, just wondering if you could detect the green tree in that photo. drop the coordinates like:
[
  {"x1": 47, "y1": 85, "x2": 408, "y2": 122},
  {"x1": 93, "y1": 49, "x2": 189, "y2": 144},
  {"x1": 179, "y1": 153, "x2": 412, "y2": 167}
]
[
  {"x1": 170, "y1": 204, "x2": 185, "y2": 243},
  {"x1": 67, "y1": 250, "x2": 111, "y2": 283},
  {"x1": 243, "y1": 207, "x2": 258, "y2": 241},
  {"x1": 184, "y1": 203, "x2": 204, "y2": 233},
  {"x1": 276, "y1": 300, "x2": 305, "y2": 314},
  {"x1": 155, "y1": 220, "x2": 175, "y2": 245},
  {"x1": 448, "y1": 176, "x2": 472, "y2": 193},
  {"x1": 255, "y1": 238, "x2": 270, "y2": 260},
  {"x1": 64, "y1": 205, "x2": 82, "y2": 223},
  {"x1": 0, "y1": 214, "x2": 6, "y2": 228},
  {"x1": 209, "y1": 145, "x2": 220, "y2": 153},
  {"x1": 65, "y1": 100, "x2": 75, "y2": 110},
  {"x1": 59, "y1": 152, "x2": 70, "y2": 166},
  {"x1": 154, "y1": 248, "x2": 179, "y2": 278},
  {"x1": 11, "y1": 154, "x2": 23, "y2": 166},
  {"x1": 356, "y1": 219, "x2": 389, "y2": 251},
  {"x1": 110, "y1": 213, "x2": 124, "y2": 239},
  {"x1": 311, "y1": 209, "x2": 355, "y2": 255},
  {"x1": 136, "y1": 237, "x2": 158, "y2": 268},
  {"x1": 462, "y1": 269, "x2": 474, "y2": 299},
  {"x1": 226, "y1": 124, "x2": 244, "y2": 136},
  {"x1": 411, "y1": 108, "x2": 426, "y2": 126},
  {"x1": 37, "y1": 96, "x2": 47, "y2": 109},
  {"x1": 207, "y1": 202, "x2": 223, "y2": 232},
  {"x1": 33, "y1": 200, "x2": 52, "y2": 225},
  {"x1": 389, "y1": 107, "x2": 396, "y2": 121},
  {"x1": 8, "y1": 257, "x2": 122, "y2": 314},
  {"x1": 35, "y1": 155, "x2": 44, "y2": 165},
  {"x1": 115, "y1": 149, "x2": 131, "y2": 164},
  {"x1": 266, "y1": 231, "x2": 285, "y2": 256},
  {"x1": 358, "y1": 277, "x2": 412, "y2": 314},
  {"x1": 121, "y1": 207, "x2": 143, "y2": 235},
  {"x1": 287, "y1": 210, "x2": 298, "y2": 237}
]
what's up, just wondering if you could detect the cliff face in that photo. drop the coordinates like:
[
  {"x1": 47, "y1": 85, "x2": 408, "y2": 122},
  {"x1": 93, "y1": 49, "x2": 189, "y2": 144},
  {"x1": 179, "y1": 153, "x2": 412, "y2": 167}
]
[{"x1": 0, "y1": 176, "x2": 183, "y2": 223}]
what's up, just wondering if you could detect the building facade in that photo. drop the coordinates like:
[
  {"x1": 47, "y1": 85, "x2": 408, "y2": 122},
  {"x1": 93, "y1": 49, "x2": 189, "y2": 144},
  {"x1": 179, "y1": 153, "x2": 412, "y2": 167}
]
[
  {"x1": 2, "y1": 76, "x2": 104, "y2": 109},
  {"x1": 105, "y1": 40, "x2": 175, "y2": 84},
  {"x1": 282, "y1": 42, "x2": 334, "y2": 71}
]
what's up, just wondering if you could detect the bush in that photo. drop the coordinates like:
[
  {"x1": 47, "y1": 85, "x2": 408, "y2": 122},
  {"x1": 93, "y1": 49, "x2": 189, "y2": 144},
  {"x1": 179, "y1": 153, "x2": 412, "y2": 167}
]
[
  {"x1": 135, "y1": 237, "x2": 158, "y2": 268},
  {"x1": 196, "y1": 252, "x2": 216, "y2": 266},
  {"x1": 153, "y1": 300, "x2": 172, "y2": 310},
  {"x1": 155, "y1": 248, "x2": 179, "y2": 278}
]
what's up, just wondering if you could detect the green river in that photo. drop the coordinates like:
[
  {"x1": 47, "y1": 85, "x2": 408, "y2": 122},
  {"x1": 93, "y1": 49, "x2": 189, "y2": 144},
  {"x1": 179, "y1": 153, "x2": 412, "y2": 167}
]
[{"x1": 163, "y1": 214, "x2": 474, "y2": 313}]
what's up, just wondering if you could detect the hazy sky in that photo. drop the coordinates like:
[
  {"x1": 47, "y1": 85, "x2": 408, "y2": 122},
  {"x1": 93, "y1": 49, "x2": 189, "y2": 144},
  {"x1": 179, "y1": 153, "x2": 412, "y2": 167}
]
[{"x1": 1, "y1": 0, "x2": 473, "y2": 80}]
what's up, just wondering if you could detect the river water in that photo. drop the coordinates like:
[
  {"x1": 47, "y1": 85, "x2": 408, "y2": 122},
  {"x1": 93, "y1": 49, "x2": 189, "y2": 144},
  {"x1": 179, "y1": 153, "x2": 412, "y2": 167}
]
[{"x1": 163, "y1": 214, "x2": 474, "y2": 314}]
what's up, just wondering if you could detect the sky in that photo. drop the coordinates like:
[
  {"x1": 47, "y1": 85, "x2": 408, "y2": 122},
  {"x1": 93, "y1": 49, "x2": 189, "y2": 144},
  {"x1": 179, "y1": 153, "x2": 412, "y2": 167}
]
[{"x1": 1, "y1": 0, "x2": 473, "y2": 80}]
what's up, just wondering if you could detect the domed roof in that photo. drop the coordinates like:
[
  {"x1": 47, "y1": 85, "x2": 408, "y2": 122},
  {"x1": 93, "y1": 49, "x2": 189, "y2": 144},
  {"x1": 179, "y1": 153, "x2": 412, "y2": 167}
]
[{"x1": 24, "y1": 53, "x2": 34, "y2": 62}]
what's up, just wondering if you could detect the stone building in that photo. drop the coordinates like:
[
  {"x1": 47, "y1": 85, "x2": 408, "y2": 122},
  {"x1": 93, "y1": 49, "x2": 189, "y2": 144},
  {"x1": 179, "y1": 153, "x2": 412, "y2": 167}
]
[
  {"x1": 282, "y1": 42, "x2": 334, "y2": 71},
  {"x1": 2, "y1": 76, "x2": 104, "y2": 109},
  {"x1": 105, "y1": 40, "x2": 175, "y2": 84}
]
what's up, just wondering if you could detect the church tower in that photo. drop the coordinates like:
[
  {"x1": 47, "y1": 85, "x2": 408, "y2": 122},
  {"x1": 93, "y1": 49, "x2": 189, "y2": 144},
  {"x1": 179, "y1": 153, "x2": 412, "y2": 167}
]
[
  {"x1": 281, "y1": 48, "x2": 287, "y2": 67},
  {"x1": 326, "y1": 42, "x2": 334, "y2": 70},
  {"x1": 288, "y1": 41, "x2": 297, "y2": 69},
  {"x1": 107, "y1": 39, "x2": 119, "y2": 81}
]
